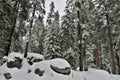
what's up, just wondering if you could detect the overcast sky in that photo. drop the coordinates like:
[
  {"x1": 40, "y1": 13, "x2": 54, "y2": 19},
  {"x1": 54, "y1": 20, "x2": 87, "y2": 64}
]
[{"x1": 45, "y1": 0, "x2": 66, "y2": 17}]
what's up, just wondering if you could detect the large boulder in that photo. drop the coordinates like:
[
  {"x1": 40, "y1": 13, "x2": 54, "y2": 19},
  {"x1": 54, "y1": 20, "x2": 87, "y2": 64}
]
[
  {"x1": 31, "y1": 58, "x2": 71, "y2": 77},
  {"x1": 50, "y1": 58, "x2": 71, "y2": 75},
  {"x1": 7, "y1": 52, "x2": 23, "y2": 69}
]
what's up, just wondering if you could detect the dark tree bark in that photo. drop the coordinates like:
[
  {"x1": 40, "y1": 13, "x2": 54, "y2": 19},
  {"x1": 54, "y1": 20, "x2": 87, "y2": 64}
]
[
  {"x1": 95, "y1": 39, "x2": 100, "y2": 68},
  {"x1": 76, "y1": 0, "x2": 85, "y2": 71},
  {"x1": 24, "y1": 1, "x2": 36, "y2": 58},
  {"x1": 105, "y1": 5, "x2": 116, "y2": 74},
  {"x1": 77, "y1": 9, "x2": 83, "y2": 71},
  {"x1": 4, "y1": 1, "x2": 19, "y2": 56}
]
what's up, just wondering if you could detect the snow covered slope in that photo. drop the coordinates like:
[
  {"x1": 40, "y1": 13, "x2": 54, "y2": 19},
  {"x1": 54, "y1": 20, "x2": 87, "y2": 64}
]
[{"x1": 0, "y1": 52, "x2": 120, "y2": 80}]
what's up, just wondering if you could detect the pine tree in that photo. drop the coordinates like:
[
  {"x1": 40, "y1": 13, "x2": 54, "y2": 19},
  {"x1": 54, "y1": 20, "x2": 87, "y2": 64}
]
[
  {"x1": 11, "y1": 0, "x2": 30, "y2": 53},
  {"x1": 0, "y1": 0, "x2": 22, "y2": 56},
  {"x1": 60, "y1": 0, "x2": 79, "y2": 69},
  {"x1": 43, "y1": 1, "x2": 61, "y2": 59},
  {"x1": 28, "y1": 0, "x2": 45, "y2": 54},
  {"x1": 24, "y1": 0, "x2": 45, "y2": 58}
]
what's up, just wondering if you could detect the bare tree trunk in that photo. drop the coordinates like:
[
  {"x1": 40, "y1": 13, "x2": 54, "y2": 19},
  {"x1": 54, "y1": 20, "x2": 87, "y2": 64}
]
[
  {"x1": 76, "y1": 0, "x2": 85, "y2": 71},
  {"x1": 83, "y1": 43, "x2": 87, "y2": 71},
  {"x1": 5, "y1": 1, "x2": 18, "y2": 56},
  {"x1": 95, "y1": 39, "x2": 100, "y2": 68},
  {"x1": 77, "y1": 9, "x2": 83, "y2": 71},
  {"x1": 117, "y1": 53, "x2": 120, "y2": 74},
  {"x1": 116, "y1": 52, "x2": 120, "y2": 74},
  {"x1": 105, "y1": 7, "x2": 116, "y2": 74},
  {"x1": 24, "y1": 1, "x2": 36, "y2": 58},
  {"x1": 114, "y1": 44, "x2": 120, "y2": 74}
]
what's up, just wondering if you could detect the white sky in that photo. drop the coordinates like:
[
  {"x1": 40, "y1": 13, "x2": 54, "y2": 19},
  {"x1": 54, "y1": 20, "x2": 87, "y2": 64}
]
[{"x1": 45, "y1": 0, "x2": 66, "y2": 19}]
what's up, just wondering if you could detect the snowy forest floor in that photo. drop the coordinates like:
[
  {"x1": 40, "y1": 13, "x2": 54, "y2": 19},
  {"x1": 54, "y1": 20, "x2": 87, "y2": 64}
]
[{"x1": 0, "y1": 52, "x2": 120, "y2": 80}]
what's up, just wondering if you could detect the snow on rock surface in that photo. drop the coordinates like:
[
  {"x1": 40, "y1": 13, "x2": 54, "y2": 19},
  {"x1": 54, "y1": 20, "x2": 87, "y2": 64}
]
[
  {"x1": 49, "y1": 58, "x2": 70, "y2": 69},
  {"x1": 28, "y1": 59, "x2": 72, "y2": 80},
  {"x1": 7, "y1": 52, "x2": 23, "y2": 62},
  {"x1": 27, "y1": 52, "x2": 44, "y2": 60},
  {"x1": 0, "y1": 52, "x2": 120, "y2": 80},
  {"x1": 27, "y1": 52, "x2": 44, "y2": 65}
]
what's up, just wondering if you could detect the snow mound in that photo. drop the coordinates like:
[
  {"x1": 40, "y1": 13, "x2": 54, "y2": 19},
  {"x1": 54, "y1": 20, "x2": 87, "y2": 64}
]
[
  {"x1": 0, "y1": 52, "x2": 119, "y2": 80},
  {"x1": 8, "y1": 52, "x2": 23, "y2": 62},
  {"x1": 30, "y1": 59, "x2": 72, "y2": 80},
  {"x1": 111, "y1": 75, "x2": 120, "y2": 80},
  {"x1": 27, "y1": 52, "x2": 44, "y2": 60},
  {"x1": 50, "y1": 58, "x2": 71, "y2": 69},
  {"x1": 85, "y1": 68, "x2": 112, "y2": 80}
]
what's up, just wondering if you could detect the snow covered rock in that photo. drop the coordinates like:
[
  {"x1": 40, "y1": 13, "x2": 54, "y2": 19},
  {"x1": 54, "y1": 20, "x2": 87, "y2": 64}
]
[
  {"x1": 27, "y1": 52, "x2": 44, "y2": 65},
  {"x1": 50, "y1": 58, "x2": 71, "y2": 75},
  {"x1": 0, "y1": 56, "x2": 8, "y2": 66},
  {"x1": 31, "y1": 58, "x2": 71, "y2": 75},
  {"x1": 30, "y1": 58, "x2": 72, "y2": 80},
  {"x1": 7, "y1": 52, "x2": 23, "y2": 69},
  {"x1": 34, "y1": 68, "x2": 44, "y2": 76}
]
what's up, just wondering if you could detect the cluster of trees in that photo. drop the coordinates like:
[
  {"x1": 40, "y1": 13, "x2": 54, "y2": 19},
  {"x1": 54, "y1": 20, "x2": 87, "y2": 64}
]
[{"x1": 0, "y1": 0, "x2": 120, "y2": 74}]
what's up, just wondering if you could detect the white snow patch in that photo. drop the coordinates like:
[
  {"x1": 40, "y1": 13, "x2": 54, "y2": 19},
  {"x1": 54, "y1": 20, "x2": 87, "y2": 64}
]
[
  {"x1": 85, "y1": 68, "x2": 112, "y2": 80},
  {"x1": 27, "y1": 52, "x2": 44, "y2": 60},
  {"x1": 7, "y1": 52, "x2": 23, "y2": 62},
  {"x1": 0, "y1": 52, "x2": 120, "y2": 80},
  {"x1": 50, "y1": 58, "x2": 71, "y2": 69}
]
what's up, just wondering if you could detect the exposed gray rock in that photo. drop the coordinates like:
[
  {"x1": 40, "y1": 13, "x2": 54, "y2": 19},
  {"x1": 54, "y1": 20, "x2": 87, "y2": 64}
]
[
  {"x1": 34, "y1": 68, "x2": 44, "y2": 76},
  {"x1": 50, "y1": 65, "x2": 71, "y2": 75},
  {"x1": 7, "y1": 57, "x2": 22, "y2": 69},
  {"x1": 4, "y1": 73, "x2": 12, "y2": 79}
]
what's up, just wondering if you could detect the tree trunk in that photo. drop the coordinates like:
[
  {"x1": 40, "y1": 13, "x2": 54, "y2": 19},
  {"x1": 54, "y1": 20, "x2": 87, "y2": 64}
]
[
  {"x1": 4, "y1": 1, "x2": 18, "y2": 56},
  {"x1": 77, "y1": 10, "x2": 83, "y2": 71},
  {"x1": 24, "y1": 42, "x2": 29, "y2": 58},
  {"x1": 95, "y1": 40, "x2": 100, "y2": 68},
  {"x1": 83, "y1": 43, "x2": 87, "y2": 71},
  {"x1": 24, "y1": 1, "x2": 36, "y2": 58},
  {"x1": 76, "y1": 0, "x2": 85, "y2": 71},
  {"x1": 105, "y1": 7, "x2": 116, "y2": 74}
]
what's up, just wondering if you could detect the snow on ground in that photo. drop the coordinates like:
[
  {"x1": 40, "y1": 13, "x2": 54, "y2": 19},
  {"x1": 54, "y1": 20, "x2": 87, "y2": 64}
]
[
  {"x1": 7, "y1": 52, "x2": 23, "y2": 62},
  {"x1": 27, "y1": 52, "x2": 44, "y2": 60},
  {"x1": 85, "y1": 68, "x2": 112, "y2": 80},
  {"x1": 0, "y1": 52, "x2": 120, "y2": 80}
]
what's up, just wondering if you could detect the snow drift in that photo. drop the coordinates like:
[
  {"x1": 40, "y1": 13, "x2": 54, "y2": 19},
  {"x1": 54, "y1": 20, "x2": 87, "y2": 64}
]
[{"x1": 0, "y1": 52, "x2": 120, "y2": 80}]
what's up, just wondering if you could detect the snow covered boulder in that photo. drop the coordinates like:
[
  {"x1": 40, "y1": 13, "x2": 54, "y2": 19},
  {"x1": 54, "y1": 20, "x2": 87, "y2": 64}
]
[
  {"x1": 7, "y1": 52, "x2": 23, "y2": 69},
  {"x1": 50, "y1": 58, "x2": 71, "y2": 75},
  {"x1": 85, "y1": 68, "x2": 112, "y2": 80},
  {"x1": 0, "y1": 56, "x2": 8, "y2": 66},
  {"x1": 31, "y1": 58, "x2": 71, "y2": 75},
  {"x1": 27, "y1": 52, "x2": 44, "y2": 65}
]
